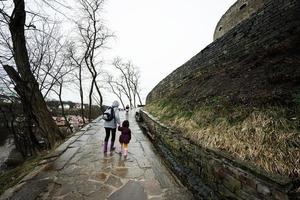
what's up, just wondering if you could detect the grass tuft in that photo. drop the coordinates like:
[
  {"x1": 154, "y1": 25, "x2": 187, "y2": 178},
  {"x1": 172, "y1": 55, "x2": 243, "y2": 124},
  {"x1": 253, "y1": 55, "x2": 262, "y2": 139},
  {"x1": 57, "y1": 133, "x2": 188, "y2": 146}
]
[{"x1": 145, "y1": 99, "x2": 300, "y2": 178}]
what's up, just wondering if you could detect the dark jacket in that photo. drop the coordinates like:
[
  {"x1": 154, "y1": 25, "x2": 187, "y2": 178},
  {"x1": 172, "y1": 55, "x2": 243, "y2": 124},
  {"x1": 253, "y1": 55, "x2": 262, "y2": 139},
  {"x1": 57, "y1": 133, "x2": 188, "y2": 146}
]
[{"x1": 118, "y1": 126, "x2": 131, "y2": 144}]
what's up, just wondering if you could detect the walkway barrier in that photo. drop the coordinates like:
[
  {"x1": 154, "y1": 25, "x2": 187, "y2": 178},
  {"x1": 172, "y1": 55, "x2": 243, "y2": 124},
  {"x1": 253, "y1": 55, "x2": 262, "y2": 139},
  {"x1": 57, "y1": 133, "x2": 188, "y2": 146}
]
[{"x1": 137, "y1": 110, "x2": 300, "y2": 200}]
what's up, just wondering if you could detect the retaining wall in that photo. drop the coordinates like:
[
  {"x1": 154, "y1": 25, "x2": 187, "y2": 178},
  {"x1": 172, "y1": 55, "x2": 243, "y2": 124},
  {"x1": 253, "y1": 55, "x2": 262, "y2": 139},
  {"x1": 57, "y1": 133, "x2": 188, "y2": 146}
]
[{"x1": 137, "y1": 110, "x2": 299, "y2": 200}]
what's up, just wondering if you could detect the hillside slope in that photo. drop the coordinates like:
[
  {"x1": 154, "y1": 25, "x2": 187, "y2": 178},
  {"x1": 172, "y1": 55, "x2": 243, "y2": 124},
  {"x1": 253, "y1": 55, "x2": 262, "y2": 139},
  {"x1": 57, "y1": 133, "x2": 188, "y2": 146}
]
[{"x1": 145, "y1": 0, "x2": 300, "y2": 177}]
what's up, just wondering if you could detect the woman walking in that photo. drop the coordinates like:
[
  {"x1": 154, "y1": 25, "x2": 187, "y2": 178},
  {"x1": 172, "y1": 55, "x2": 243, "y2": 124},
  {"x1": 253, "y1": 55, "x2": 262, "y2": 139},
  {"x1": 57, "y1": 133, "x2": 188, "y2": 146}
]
[{"x1": 103, "y1": 100, "x2": 120, "y2": 152}]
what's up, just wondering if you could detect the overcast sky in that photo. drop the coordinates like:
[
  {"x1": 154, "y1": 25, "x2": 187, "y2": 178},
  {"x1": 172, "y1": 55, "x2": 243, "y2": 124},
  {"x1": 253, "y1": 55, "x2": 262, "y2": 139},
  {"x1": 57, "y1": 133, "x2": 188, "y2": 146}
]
[{"x1": 61, "y1": 0, "x2": 236, "y2": 105}]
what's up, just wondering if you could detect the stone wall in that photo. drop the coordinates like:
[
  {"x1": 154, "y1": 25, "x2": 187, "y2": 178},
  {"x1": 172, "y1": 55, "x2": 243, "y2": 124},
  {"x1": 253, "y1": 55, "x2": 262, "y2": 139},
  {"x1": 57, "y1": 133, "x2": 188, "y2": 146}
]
[
  {"x1": 146, "y1": 0, "x2": 300, "y2": 105},
  {"x1": 138, "y1": 110, "x2": 299, "y2": 199},
  {"x1": 214, "y1": 0, "x2": 265, "y2": 40}
]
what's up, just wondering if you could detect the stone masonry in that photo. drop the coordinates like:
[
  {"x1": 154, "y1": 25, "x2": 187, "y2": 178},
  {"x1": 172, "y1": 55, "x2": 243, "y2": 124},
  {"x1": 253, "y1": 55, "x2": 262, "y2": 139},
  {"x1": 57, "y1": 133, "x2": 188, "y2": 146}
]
[
  {"x1": 146, "y1": 0, "x2": 300, "y2": 106},
  {"x1": 138, "y1": 110, "x2": 300, "y2": 199},
  {"x1": 214, "y1": 0, "x2": 265, "y2": 40}
]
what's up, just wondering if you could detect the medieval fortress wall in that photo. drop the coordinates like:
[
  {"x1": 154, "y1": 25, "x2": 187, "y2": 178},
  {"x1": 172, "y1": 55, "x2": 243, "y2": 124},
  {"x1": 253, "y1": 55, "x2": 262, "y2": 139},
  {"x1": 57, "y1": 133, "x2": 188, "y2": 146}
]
[
  {"x1": 146, "y1": 0, "x2": 300, "y2": 104},
  {"x1": 214, "y1": 0, "x2": 265, "y2": 40},
  {"x1": 143, "y1": 0, "x2": 300, "y2": 198}
]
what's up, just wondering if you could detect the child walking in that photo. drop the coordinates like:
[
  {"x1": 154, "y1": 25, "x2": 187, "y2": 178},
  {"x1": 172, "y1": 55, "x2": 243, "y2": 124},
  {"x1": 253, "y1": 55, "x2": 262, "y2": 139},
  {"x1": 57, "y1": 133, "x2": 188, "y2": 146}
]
[{"x1": 118, "y1": 120, "x2": 131, "y2": 158}]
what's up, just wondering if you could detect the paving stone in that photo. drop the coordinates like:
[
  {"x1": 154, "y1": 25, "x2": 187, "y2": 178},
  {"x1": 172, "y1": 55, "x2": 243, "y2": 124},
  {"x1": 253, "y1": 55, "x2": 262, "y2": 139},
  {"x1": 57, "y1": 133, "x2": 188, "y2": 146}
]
[
  {"x1": 144, "y1": 169, "x2": 156, "y2": 180},
  {"x1": 10, "y1": 179, "x2": 50, "y2": 200},
  {"x1": 0, "y1": 182, "x2": 26, "y2": 200},
  {"x1": 1, "y1": 110, "x2": 193, "y2": 200},
  {"x1": 108, "y1": 180, "x2": 147, "y2": 200},
  {"x1": 77, "y1": 134, "x2": 91, "y2": 142},
  {"x1": 94, "y1": 172, "x2": 108, "y2": 182},
  {"x1": 73, "y1": 174, "x2": 90, "y2": 183},
  {"x1": 38, "y1": 182, "x2": 62, "y2": 199},
  {"x1": 137, "y1": 158, "x2": 152, "y2": 168},
  {"x1": 140, "y1": 180, "x2": 163, "y2": 196},
  {"x1": 86, "y1": 185, "x2": 114, "y2": 200},
  {"x1": 61, "y1": 191, "x2": 83, "y2": 200},
  {"x1": 149, "y1": 197, "x2": 163, "y2": 200},
  {"x1": 52, "y1": 147, "x2": 80, "y2": 170},
  {"x1": 60, "y1": 164, "x2": 78, "y2": 175},
  {"x1": 56, "y1": 183, "x2": 77, "y2": 196},
  {"x1": 105, "y1": 175, "x2": 123, "y2": 188},
  {"x1": 112, "y1": 167, "x2": 129, "y2": 178},
  {"x1": 68, "y1": 153, "x2": 83, "y2": 164},
  {"x1": 76, "y1": 181, "x2": 101, "y2": 196},
  {"x1": 126, "y1": 167, "x2": 145, "y2": 179}
]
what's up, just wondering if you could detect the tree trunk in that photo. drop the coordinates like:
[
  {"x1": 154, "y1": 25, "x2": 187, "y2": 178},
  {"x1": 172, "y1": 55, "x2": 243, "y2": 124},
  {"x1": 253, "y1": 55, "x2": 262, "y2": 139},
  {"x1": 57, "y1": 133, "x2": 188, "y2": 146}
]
[
  {"x1": 58, "y1": 81, "x2": 73, "y2": 133},
  {"x1": 79, "y1": 65, "x2": 85, "y2": 124},
  {"x1": 108, "y1": 81, "x2": 125, "y2": 109},
  {"x1": 137, "y1": 91, "x2": 143, "y2": 106},
  {"x1": 116, "y1": 89, "x2": 125, "y2": 109},
  {"x1": 126, "y1": 85, "x2": 132, "y2": 107},
  {"x1": 3, "y1": 0, "x2": 64, "y2": 149},
  {"x1": 133, "y1": 92, "x2": 136, "y2": 108},
  {"x1": 88, "y1": 80, "x2": 94, "y2": 122},
  {"x1": 94, "y1": 80, "x2": 103, "y2": 108}
]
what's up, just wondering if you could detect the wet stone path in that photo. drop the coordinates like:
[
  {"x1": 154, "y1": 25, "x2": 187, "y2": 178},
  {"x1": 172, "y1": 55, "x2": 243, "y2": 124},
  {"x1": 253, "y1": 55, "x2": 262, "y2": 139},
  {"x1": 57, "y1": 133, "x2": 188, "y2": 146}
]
[{"x1": 1, "y1": 110, "x2": 193, "y2": 200}]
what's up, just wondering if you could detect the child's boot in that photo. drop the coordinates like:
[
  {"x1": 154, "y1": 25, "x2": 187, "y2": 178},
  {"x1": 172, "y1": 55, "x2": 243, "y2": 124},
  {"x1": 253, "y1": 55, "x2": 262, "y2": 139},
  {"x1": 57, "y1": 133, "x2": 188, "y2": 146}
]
[
  {"x1": 118, "y1": 145, "x2": 123, "y2": 155},
  {"x1": 104, "y1": 142, "x2": 108, "y2": 153},
  {"x1": 124, "y1": 149, "x2": 128, "y2": 158}
]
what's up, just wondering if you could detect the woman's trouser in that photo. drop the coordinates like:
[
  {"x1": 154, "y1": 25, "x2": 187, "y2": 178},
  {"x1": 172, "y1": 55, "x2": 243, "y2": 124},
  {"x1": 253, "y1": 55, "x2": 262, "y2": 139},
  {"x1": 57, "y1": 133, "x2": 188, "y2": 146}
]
[{"x1": 104, "y1": 128, "x2": 116, "y2": 151}]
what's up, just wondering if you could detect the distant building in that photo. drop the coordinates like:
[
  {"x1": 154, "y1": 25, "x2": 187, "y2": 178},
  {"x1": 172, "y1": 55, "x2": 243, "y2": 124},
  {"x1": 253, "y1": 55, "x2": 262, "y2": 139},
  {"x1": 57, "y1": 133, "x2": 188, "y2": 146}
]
[{"x1": 58, "y1": 104, "x2": 70, "y2": 110}]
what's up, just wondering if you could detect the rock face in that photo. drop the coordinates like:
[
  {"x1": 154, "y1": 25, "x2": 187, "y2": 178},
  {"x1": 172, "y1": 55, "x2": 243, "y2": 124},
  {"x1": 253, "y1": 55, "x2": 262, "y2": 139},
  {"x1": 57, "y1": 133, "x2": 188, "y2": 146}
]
[{"x1": 147, "y1": 0, "x2": 300, "y2": 107}]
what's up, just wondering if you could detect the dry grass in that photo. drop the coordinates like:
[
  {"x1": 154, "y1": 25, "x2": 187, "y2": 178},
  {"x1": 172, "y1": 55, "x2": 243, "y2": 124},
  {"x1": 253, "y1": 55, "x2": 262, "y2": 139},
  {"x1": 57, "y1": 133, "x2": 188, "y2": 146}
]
[{"x1": 145, "y1": 100, "x2": 300, "y2": 178}]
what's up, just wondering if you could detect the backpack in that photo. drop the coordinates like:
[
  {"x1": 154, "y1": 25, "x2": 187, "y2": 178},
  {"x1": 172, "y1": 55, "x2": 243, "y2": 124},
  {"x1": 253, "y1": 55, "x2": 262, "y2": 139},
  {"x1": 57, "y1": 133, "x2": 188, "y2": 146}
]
[{"x1": 102, "y1": 107, "x2": 115, "y2": 121}]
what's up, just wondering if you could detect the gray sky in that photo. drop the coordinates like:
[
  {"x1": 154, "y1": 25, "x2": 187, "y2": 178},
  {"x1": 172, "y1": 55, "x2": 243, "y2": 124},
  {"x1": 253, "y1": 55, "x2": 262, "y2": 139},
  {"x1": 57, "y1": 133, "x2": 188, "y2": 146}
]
[
  {"x1": 61, "y1": 0, "x2": 236, "y2": 105},
  {"x1": 102, "y1": 0, "x2": 236, "y2": 104}
]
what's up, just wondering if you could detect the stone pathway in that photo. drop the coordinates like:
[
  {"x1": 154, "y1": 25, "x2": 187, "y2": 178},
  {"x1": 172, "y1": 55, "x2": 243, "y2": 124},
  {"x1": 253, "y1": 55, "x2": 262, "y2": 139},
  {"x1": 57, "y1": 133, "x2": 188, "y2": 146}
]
[{"x1": 1, "y1": 110, "x2": 193, "y2": 200}]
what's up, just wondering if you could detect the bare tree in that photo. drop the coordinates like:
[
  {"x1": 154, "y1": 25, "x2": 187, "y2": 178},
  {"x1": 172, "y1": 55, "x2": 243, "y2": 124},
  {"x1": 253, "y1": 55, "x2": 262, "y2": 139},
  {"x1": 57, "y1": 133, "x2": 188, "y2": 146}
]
[
  {"x1": 76, "y1": 0, "x2": 113, "y2": 121},
  {"x1": 106, "y1": 74, "x2": 125, "y2": 109},
  {"x1": 51, "y1": 78, "x2": 73, "y2": 133},
  {"x1": 29, "y1": 23, "x2": 63, "y2": 96},
  {"x1": 1, "y1": 2, "x2": 68, "y2": 99},
  {"x1": 129, "y1": 67, "x2": 143, "y2": 106},
  {"x1": 66, "y1": 42, "x2": 86, "y2": 124},
  {"x1": 112, "y1": 57, "x2": 143, "y2": 107},
  {"x1": 112, "y1": 57, "x2": 133, "y2": 107},
  {"x1": 1, "y1": 0, "x2": 64, "y2": 150},
  {"x1": 41, "y1": 45, "x2": 76, "y2": 134},
  {"x1": 0, "y1": 5, "x2": 14, "y2": 65}
]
